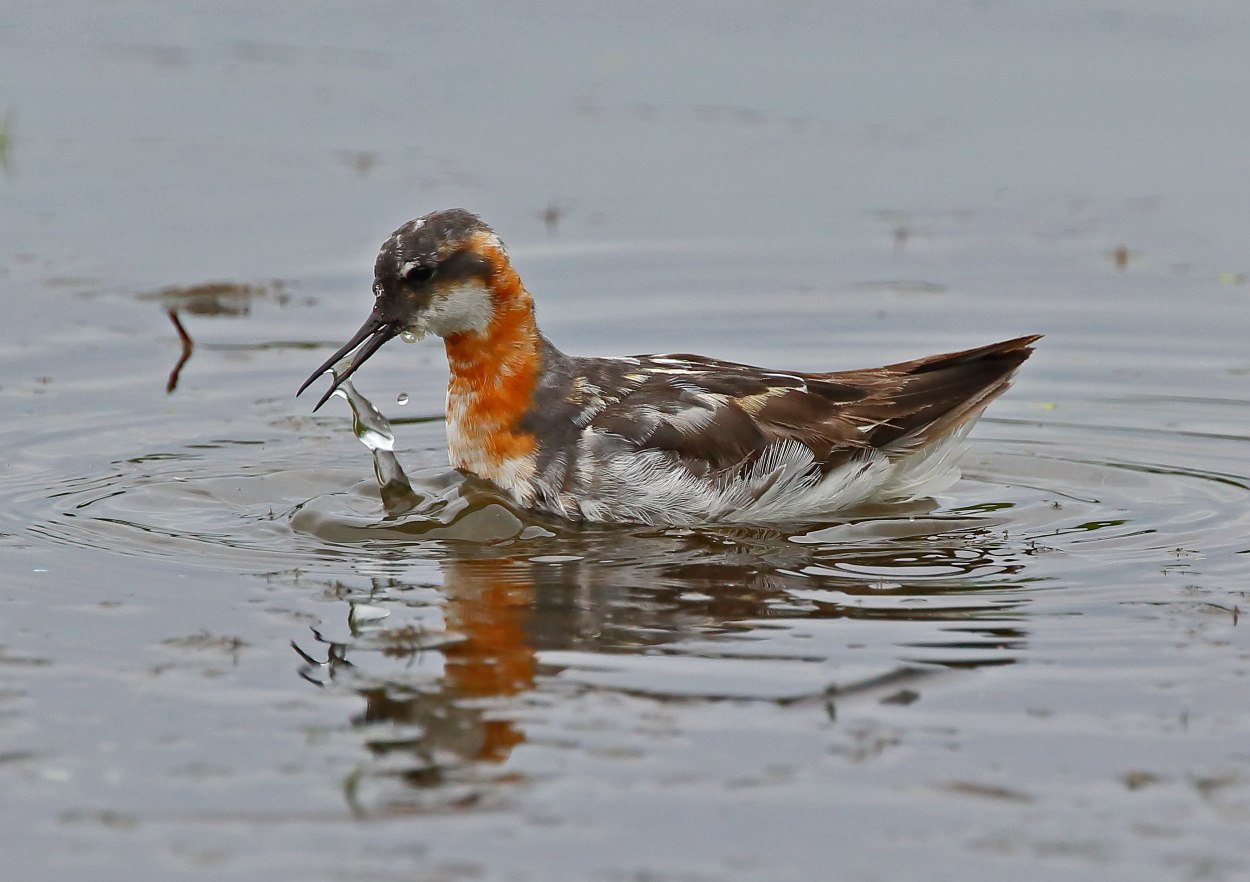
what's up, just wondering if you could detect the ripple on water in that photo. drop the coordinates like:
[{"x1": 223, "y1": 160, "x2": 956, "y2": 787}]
[
  {"x1": 8, "y1": 364, "x2": 1247, "y2": 700},
  {"x1": 7, "y1": 328, "x2": 1249, "y2": 828},
  {"x1": 14, "y1": 381, "x2": 1250, "y2": 589}
]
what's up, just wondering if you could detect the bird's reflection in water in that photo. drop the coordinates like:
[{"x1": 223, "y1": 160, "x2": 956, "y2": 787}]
[
  {"x1": 294, "y1": 515, "x2": 1037, "y2": 817},
  {"x1": 436, "y1": 561, "x2": 535, "y2": 762},
  {"x1": 292, "y1": 380, "x2": 1039, "y2": 814}
]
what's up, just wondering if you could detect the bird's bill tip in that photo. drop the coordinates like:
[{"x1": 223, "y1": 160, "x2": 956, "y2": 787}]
[{"x1": 296, "y1": 310, "x2": 399, "y2": 406}]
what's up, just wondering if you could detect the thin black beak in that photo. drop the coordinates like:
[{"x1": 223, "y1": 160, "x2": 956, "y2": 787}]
[{"x1": 297, "y1": 310, "x2": 401, "y2": 411}]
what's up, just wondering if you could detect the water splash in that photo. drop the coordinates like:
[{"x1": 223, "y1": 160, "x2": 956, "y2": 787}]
[{"x1": 332, "y1": 376, "x2": 421, "y2": 517}]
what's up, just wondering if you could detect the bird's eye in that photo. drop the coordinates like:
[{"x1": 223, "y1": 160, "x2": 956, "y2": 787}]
[{"x1": 405, "y1": 263, "x2": 435, "y2": 284}]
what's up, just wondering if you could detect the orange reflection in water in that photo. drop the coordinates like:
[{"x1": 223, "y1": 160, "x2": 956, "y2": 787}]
[{"x1": 439, "y1": 559, "x2": 536, "y2": 762}]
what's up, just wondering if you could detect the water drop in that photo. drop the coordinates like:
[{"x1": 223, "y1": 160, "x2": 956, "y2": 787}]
[
  {"x1": 349, "y1": 603, "x2": 390, "y2": 625},
  {"x1": 396, "y1": 393, "x2": 409, "y2": 406},
  {"x1": 337, "y1": 383, "x2": 396, "y2": 453},
  {"x1": 400, "y1": 330, "x2": 419, "y2": 344}
]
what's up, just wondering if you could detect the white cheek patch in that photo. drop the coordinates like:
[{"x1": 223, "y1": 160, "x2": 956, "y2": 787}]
[{"x1": 412, "y1": 281, "x2": 493, "y2": 338}]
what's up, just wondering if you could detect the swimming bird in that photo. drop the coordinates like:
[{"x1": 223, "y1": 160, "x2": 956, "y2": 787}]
[{"x1": 299, "y1": 209, "x2": 1038, "y2": 525}]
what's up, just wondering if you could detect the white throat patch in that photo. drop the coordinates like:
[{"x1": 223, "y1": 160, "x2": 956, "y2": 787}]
[{"x1": 412, "y1": 281, "x2": 493, "y2": 339}]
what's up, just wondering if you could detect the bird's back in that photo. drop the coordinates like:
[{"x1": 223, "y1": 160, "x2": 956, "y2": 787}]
[{"x1": 518, "y1": 335, "x2": 1040, "y2": 524}]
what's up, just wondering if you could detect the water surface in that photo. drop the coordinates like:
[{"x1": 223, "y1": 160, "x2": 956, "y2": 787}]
[{"x1": 2, "y1": 3, "x2": 1249, "y2": 881}]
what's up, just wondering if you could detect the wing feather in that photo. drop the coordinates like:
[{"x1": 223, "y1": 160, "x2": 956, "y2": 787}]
[{"x1": 579, "y1": 336, "x2": 1039, "y2": 479}]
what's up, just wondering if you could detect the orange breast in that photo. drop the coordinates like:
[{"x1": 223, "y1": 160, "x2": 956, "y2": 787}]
[{"x1": 443, "y1": 245, "x2": 541, "y2": 468}]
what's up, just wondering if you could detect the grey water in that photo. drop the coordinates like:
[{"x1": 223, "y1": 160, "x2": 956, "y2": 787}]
[{"x1": 2, "y1": 3, "x2": 1249, "y2": 881}]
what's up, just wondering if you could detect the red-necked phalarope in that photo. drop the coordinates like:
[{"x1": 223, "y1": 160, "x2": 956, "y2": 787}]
[{"x1": 299, "y1": 209, "x2": 1039, "y2": 525}]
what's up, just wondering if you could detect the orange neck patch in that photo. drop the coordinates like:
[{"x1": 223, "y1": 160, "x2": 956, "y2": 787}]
[{"x1": 442, "y1": 240, "x2": 541, "y2": 468}]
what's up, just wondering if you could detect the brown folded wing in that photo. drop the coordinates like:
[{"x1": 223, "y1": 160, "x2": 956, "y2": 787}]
[{"x1": 589, "y1": 335, "x2": 1040, "y2": 477}]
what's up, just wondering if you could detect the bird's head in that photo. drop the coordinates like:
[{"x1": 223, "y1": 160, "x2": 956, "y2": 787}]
[{"x1": 298, "y1": 209, "x2": 516, "y2": 409}]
